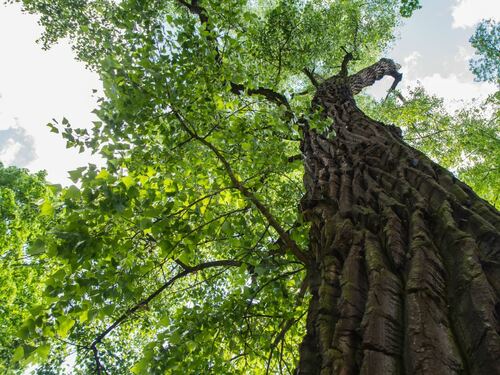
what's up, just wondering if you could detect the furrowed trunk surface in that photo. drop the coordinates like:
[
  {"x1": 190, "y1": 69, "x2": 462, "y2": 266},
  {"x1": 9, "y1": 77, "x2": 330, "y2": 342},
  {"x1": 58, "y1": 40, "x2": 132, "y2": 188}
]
[{"x1": 296, "y1": 59, "x2": 500, "y2": 375}]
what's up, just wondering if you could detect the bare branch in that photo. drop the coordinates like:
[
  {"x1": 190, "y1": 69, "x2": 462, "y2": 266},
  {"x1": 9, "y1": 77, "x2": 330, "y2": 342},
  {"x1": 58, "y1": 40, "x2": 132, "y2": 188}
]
[
  {"x1": 340, "y1": 48, "x2": 354, "y2": 77},
  {"x1": 230, "y1": 82, "x2": 292, "y2": 111},
  {"x1": 348, "y1": 58, "x2": 402, "y2": 96},
  {"x1": 393, "y1": 90, "x2": 407, "y2": 104},
  {"x1": 303, "y1": 68, "x2": 319, "y2": 88},
  {"x1": 91, "y1": 345, "x2": 104, "y2": 375}
]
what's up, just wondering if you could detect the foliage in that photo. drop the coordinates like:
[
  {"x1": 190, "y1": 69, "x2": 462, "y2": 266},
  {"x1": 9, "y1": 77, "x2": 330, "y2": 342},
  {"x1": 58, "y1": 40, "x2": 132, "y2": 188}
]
[
  {"x1": 0, "y1": 164, "x2": 51, "y2": 374},
  {"x1": 469, "y1": 19, "x2": 500, "y2": 83},
  {"x1": 399, "y1": 0, "x2": 420, "y2": 17}
]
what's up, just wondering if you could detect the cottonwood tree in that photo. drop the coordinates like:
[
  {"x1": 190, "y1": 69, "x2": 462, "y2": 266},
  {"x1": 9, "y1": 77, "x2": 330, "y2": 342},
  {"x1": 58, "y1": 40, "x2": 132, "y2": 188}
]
[{"x1": 6, "y1": 0, "x2": 499, "y2": 374}]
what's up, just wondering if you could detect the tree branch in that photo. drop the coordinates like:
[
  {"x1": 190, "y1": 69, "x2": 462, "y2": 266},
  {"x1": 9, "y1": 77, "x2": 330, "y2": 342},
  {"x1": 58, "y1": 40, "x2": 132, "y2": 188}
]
[
  {"x1": 265, "y1": 275, "x2": 308, "y2": 374},
  {"x1": 90, "y1": 259, "x2": 242, "y2": 348},
  {"x1": 392, "y1": 90, "x2": 407, "y2": 104},
  {"x1": 340, "y1": 48, "x2": 354, "y2": 77},
  {"x1": 171, "y1": 109, "x2": 309, "y2": 264},
  {"x1": 348, "y1": 58, "x2": 402, "y2": 95},
  {"x1": 177, "y1": 1, "x2": 293, "y2": 115},
  {"x1": 230, "y1": 82, "x2": 291, "y2": 111},
  {"x1": 287, "y1": 154, "x2": 303, "y2": 163},
  {"x1": 91, "y1": 345, "x2": 104, "y2": 375},
  {"x1": 303, "y1": 68, "x2": 319, "y2": 87},
  {"x1": 177, "y1": 0, "x2": 209, "y2": 25},
  {"x1": 155, "y1": 207, "x2": 249, "y2": 268},
  {"x1": 176, "y1": 0, "x2": 221, "y2": 64}
]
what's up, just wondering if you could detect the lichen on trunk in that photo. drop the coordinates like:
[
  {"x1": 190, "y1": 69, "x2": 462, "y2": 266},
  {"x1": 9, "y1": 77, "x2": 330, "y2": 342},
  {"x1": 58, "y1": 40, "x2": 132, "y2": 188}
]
[{"x1": 297, "y1": 58, "x2": 500, "y2": 375}]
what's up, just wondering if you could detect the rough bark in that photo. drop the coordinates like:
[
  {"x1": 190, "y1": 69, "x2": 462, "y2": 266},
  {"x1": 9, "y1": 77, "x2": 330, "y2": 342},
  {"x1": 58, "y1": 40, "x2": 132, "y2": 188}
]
[{"x1": 297, "y1": 58, "x2": 500, "y2": 375}]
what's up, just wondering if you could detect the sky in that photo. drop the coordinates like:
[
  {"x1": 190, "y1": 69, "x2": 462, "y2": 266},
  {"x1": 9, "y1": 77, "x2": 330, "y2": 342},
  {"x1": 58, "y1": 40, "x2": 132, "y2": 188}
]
[{"x1": 0, "y1": 0, "x2": 499, "y2": 185}]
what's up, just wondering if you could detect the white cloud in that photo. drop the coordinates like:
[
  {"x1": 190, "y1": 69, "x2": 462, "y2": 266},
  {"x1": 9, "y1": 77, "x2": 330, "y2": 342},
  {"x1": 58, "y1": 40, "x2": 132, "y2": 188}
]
[
  {"x1": 451, "y1": 0, "x2": 500, "y2": 28},
  {"x1": 0, "y1": 4, "x2": 103, "y2": 184},
  {"x1": 403, "y1": 51, "x2": 421, "y2": 70},
  {"x1": 455, "y1": 46, "x2": 474, "y2": 63},
  {"x1": 404, "y1": 51, "x2": 422, "y2": 66},
  {"x1": 0, "y1": 125, "x2": 37, "y2": 166},
  {"x1": 401, "y1": 51, "x2": 422, "y2": 80},
  {"x1": 406, "y1": 73, "x2": 496, "y2": 112},
  {"x1": 366, "y1": 71, "x2": 496, "y2": 113},
  {"x1": 0, "y1": 139, "x2": 22, "y2": 165}
]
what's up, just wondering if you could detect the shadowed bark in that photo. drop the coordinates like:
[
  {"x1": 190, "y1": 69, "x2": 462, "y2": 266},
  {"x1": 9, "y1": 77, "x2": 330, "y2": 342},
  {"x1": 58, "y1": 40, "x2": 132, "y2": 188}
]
[{"x1": 297, "y1": 58, "x2": 500, "y2": 375}]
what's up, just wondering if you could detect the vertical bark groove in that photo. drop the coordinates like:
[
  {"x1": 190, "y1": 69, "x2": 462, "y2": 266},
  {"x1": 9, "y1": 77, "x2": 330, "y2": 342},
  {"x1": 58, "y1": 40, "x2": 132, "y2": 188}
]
[{"x1": 297, "y1": 60, "x2": 500, "y2": 374}]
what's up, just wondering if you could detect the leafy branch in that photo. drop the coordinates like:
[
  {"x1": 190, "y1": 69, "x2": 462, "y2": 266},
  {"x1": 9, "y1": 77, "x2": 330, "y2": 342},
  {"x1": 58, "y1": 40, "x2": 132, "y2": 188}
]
[
  {"x1": 176, "y1": 0, "x2": 293, "y2": 115},
  {"x1": 170, "y1": 108, "x2": 309, "y2": 264},
  {"x1": 88, "y1": 259, "x2": 242, "y2": 372}
]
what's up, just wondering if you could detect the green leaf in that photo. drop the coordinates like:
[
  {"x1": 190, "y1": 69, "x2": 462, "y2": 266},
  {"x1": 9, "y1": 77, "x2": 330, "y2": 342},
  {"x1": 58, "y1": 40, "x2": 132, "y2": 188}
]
[
  {"x1": 35, "y1": 344, "x2": 50, "y2": 360},
  {"x1": 120, "y1": 175, "x2": 135, "y2": 188},
  {"x1": 12, "y1": 346, "x2": 24, "y2": 363},
  {"x1": 28, "y1": 239, "x2": 46, "y2": 256},
  {"x1": 96, "y1": 169, "x2": 110, "y2": 180},
  {"x1": 64, "y1": 185, "x2": 81, "y2": 200},
  {"x1": 46, "y1": 122, "x2": 59, "y2": 133},
  {"x1": 39, "y1": 200, "x2": 54, "y2": 217},
  {"x1": 130, "y1": 359, "x2": 148, "y2": 374},
  {"x1": 68, "y1": 167, "x2": 86, "y2": 183},
  {"x1": 56, "y1": 317, "x2": 75, "y2": 338},
  {"x1": 79, "y1": 310, "x2": 89, "y2": 323},
  {"x1": 186, "y1": 340, "x2": 197, "y2": 352},
  {"x1": 241, "y1": 142, "x2": 252, "y2": 151}
]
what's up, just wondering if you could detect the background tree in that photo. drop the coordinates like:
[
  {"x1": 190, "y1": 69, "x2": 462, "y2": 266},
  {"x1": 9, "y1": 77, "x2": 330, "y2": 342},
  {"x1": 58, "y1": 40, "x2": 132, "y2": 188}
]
[
  {"x1": 0, "y1": 164, "x2": 51, "y2": 372},
  {"x1": 469, "y1": 19, "x2": 499, "y2": 83},
  {"x1": 4, "y1": 0, "x2": 499, "y2": 374}
]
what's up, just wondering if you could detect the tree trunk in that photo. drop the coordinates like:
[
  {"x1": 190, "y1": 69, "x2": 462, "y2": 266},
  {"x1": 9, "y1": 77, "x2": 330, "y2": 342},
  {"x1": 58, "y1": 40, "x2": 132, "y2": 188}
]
[{"x1": 297, "y1": 59, "x2": 500, "y2": 375}]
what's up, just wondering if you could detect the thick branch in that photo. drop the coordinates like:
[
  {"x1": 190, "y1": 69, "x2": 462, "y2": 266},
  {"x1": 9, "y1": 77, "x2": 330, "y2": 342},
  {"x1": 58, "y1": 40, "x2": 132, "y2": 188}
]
[
  {"x1": 340, "y1": 49, "x2": 354, "y2": 77},
  {"x1": 91, "y1": 346, "x2": 103, "y2": 375},
  {"x1": 287, "y1": 154, "x2": 303, "y2": 163},
  {"x1": 172, "y1": 110, "x2": 309, "y2": 264},
  {"x1": 177, "y1": 0, "x2": 208, "y2": 24},
  {"x1": 230, "y1": 82, "x2": 291, "y2": 111},
  {"x1": 303, "y1": 68, "x2": 319, "y2": 88},
  {"x1": 393, "y1": 90, "x2": 407, "y2": 103},
  {"x1": 348, "y1": 57, "x2": 402, "y2": 95}
]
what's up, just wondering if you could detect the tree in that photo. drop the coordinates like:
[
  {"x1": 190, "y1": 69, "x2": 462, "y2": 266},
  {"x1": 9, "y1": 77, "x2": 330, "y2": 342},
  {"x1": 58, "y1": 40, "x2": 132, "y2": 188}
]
[
  {"x1": 469, "y1": 19, "x2": 499, "y2": 83},
  {"x1": 6, "y1": 0, "x2": 499, "y2": 374},
  {"x1": 0, "y1": 164, "x2": 51, "y2": 372}
]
